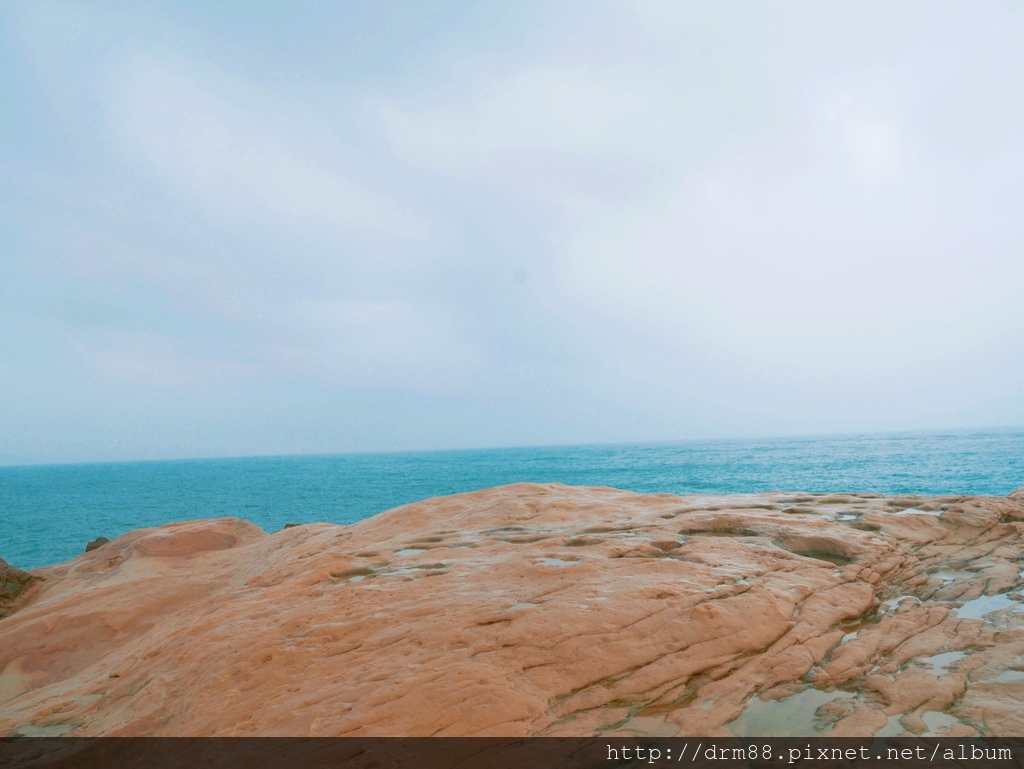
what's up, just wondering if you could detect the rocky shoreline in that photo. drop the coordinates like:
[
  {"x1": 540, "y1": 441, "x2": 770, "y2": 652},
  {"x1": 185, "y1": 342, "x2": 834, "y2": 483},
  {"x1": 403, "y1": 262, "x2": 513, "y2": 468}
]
[{"x1": 2, "y1": 483, "x2": 1024, "y2": 737}]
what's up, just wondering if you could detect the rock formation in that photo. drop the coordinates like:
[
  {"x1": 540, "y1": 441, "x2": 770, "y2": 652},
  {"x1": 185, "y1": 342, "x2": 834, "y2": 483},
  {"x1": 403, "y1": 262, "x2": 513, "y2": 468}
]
[
  {"x1": 2, "y1": 483, "x2": 1024, "y2": 737},
  {"x1": 84, "y1": 537, "x2": 110, "y2": 553},
  {"x1": 0, "y1": 557, "x2": 37, "y2": 621}
]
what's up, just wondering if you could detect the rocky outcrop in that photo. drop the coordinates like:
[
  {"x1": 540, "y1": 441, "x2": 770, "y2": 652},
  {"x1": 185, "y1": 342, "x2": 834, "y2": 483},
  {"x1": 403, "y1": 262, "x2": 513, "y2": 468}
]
[
  {"x1": 2, "y1": 484, "x2": 1024, "y2": 737},
  {"x1": 0, "y1": 558, "x2": 36, "y2": 620},
  {"x1": 84, "y1": 537, "x2": 110, "y2": 553}
]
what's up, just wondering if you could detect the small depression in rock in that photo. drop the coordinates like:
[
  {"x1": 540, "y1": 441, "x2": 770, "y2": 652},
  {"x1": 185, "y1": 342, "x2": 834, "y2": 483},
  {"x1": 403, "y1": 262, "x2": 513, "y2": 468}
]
[
  {"x1": 505, "y1": 602, "x2": 539, "y2": 612},
  {"x1": 650, "y1": 540, "x2": 683, "y2": 552},
  {"x1": 837, "y1": 615, "x2": 879, "y2": 646},
  {"x1": 682, "y1": 528, "x2": 760, "y2": 538},
  {"x1": 582, "y1": 526, "x2": 629, "y2": 535},
  {"x1": 875, "y1": 715, "x2": 906, "y2": 737},
  {"x1": 887, "y1": 499, "x2": 923, "y2": 511},
  {"x1": 725, "y1": 689, "x2": 856, "y2": 737},
  {"x1": 402, "y1": 562, "x2": 446, "y2": 574},
  {"x1": 618, "y1": 714, "x2": 679, "y2": 737},
  {"x1": 331, "y1": 567, "x2": 374, "y2": 580},
  {"x1": 793, "y1": 550, "x2": 853, "y2": 566},
  {"x1": 817, "y1": 496, "x2": 857, "y2": 505},
  {"x1": 838, "y1": 632, "x2": 858, "y2": 646},
  {"x1": 15, "y1": 724, "x2": 74, "y2": 737},
  {"x1": 994, "y1": 670, "x2": 1024, "y2": 683},
  {"x1": 956, "y1": 593, "x2": 1022, "y2": 620},
  {"x1": 537, "y1": 557, "x2": 580, "y2": 567},
  {"x1": 388, "y1": 567, "x2": 419, "y2": 576},
  {"x1": 920, "y1": 651, "x2": 967, "y2": 672},
  {"x1": 921, "y1": 711, "x2": 965, "y2": 735},
  {"x1": 394, "y1": 548, "x2": 425, "y2": 557},
  {"x1": 936, "y1": 570, "x2": 976, "y2": 583},
  {"x1": 842, "y1": 614, "x2": 880, "y2": 633},
  {"x1": 880, "y1": 596, "x2": 919, "y2": 612}
]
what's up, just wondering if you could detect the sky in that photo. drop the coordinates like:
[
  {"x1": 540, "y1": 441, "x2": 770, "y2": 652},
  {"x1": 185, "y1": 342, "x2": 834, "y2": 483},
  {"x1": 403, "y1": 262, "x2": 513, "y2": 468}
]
[{"x1": 2, "y1": 1, "x2": 1023, "y2": 465}]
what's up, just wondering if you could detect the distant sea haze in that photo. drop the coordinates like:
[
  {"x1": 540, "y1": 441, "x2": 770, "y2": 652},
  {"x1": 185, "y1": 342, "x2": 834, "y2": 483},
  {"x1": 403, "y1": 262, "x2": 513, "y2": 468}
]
[{"x1": 1, "y1": 429, "x2": 1021, "y2": 570}]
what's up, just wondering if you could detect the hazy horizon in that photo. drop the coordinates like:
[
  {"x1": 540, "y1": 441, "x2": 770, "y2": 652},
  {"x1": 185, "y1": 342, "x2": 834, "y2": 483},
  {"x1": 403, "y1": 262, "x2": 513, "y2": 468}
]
[
  {"x1": 2, "y1": 423, "x2": 1022, "y2": 471},
  {"x1": 3, "y1": 2, "x2": 1024, "y2": 466}
]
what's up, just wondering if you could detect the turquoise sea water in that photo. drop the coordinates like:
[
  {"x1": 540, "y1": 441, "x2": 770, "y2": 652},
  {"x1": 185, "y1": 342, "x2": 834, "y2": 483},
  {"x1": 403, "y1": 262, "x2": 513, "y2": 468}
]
[{"x1": 1, "y1": 429, "x2": 1022, "y2": 570}]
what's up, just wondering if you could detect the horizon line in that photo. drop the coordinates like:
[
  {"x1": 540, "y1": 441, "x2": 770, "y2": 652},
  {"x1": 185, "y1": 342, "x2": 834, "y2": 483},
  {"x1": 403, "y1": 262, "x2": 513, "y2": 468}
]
[{"x1": 2, "y1": 423, "x2": 1022, "y2": 472}]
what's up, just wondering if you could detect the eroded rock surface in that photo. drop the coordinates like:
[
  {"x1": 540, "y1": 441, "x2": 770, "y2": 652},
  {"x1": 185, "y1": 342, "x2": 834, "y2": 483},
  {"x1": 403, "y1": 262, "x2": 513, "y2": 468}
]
[{"x1": 2, "y1": 484, "x2": 1024, "y2": 737}]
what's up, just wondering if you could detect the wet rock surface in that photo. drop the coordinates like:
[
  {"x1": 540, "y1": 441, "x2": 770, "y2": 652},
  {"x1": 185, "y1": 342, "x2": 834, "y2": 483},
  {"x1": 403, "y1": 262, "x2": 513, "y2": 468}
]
[{"x1": 2, "y1": 484, "x2": 1024, "y2": 737}]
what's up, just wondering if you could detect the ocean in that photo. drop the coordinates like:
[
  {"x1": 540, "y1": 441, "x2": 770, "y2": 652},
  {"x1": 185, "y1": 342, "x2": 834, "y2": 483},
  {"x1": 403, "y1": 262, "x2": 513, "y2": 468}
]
[{"x1": 1, "y1": 429, "x2": 1022, "y2": 570}]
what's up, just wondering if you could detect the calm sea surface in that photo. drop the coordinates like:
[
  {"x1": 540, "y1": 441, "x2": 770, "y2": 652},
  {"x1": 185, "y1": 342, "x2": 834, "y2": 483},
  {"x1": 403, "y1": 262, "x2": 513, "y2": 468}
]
[{"x1": 1, "y1": 430, "x2": 1022, "y2": 570}]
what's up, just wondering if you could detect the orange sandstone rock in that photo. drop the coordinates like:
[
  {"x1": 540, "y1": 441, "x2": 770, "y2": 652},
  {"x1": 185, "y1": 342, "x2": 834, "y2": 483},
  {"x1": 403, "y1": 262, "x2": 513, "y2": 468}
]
[{"x1": 1, "y1": 483, "x2": 1024, "y2": 737}]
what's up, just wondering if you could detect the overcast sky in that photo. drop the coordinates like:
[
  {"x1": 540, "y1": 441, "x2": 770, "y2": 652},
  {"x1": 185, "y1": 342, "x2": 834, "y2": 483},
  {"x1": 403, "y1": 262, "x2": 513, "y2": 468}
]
[{"x1": 2, "y1": 1, "x2": 1023, "y2": 465}]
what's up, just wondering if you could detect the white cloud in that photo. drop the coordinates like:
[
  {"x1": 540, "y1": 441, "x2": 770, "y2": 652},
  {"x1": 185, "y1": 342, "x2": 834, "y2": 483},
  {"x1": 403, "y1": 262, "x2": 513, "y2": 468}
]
[
  {"x1": 73, "y1": 331, "x2": 254, "y2": 389},
  {"x1": 5, "y1": 0, "x2": 1024, "y2": 461},
  {"x1": 380, "y1": 65, "x2": 650, "y2": 171},
  {"x1": 558, "y1": 127, "x2": 1024, "y2": 375},
  {"x1": 272, "y1": 298, "x2": 479, "y2": 389},
  {"x1": 115, "y1": 64, "x2": 429, "y2": 239}
]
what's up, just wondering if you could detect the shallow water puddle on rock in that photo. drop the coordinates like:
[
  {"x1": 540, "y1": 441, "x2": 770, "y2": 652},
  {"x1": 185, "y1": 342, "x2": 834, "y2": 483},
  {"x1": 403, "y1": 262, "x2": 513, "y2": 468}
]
[
  {"x1": 921, "y1": 710, "x2": 964, "y2": 735},
  {"x1": 387, "y1": 563, "x2": 446, "y2": 576},
  {"x1": 837, "y1": 614, "x2": 882, "y2": 646},
  {"x1": 388, "y1": 567, "x2": 419, "y2": 575},
  {"x1": 726, "y1": 689, "x2": 856, "y2": 737},
  {"x1": 619, "y1": 714, "x2": 680, "y2": 737},
  {"x1": 394, "y1": 548, "x2": 425, "y2": 557},
  {"x1": 936, "y1": 570, "x2": 975, "y2": 583},
  {"x1": 880, "y1": 595, "x2": 919, "y2": 612},
  {"x1": 841, "y1": 614, "x2": 880, "y2": 633},
  {"x1": 956, "y1": 593, "x2": 1022, "y2": 620},
  {"x1": 537, "y1": 557, "x2": 579, "y2": 567},
  {"x1": 875, "y1": 715, "x2": 906, "y2": 737},
  {"x1": 505, "y1": 602, "x2": 538, "y2": 612},
  {"x1": 920, "y1": 651, "x2": 967, "y2": 672},
  {"x1": 15, "y1": 724, "x2": 73, "y2": 737},
  {"x1": 993, "y1": 669, "x2": 1024, "y2": 683}
]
